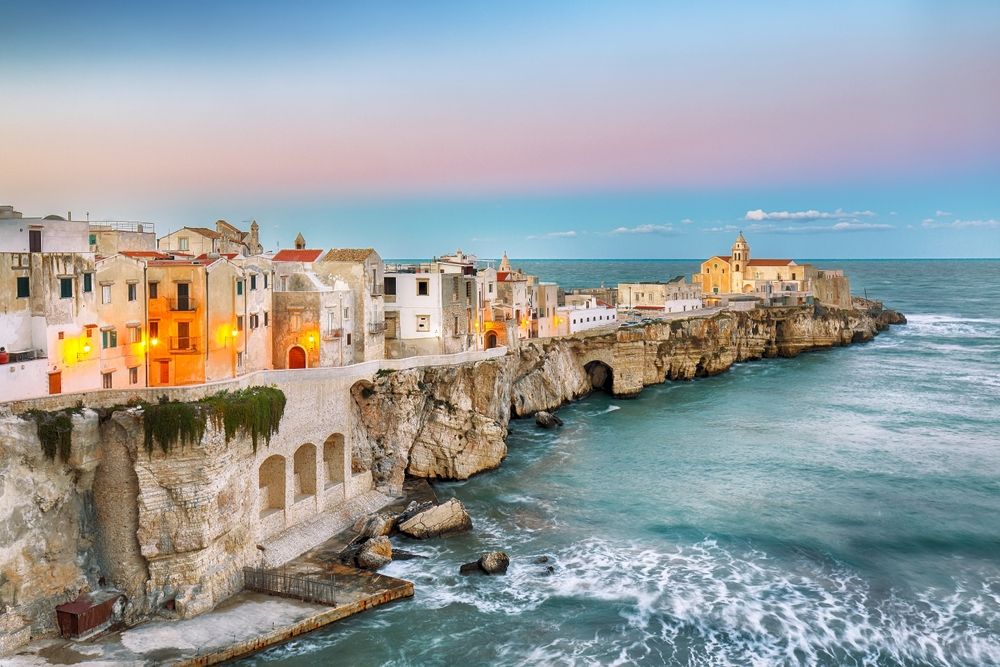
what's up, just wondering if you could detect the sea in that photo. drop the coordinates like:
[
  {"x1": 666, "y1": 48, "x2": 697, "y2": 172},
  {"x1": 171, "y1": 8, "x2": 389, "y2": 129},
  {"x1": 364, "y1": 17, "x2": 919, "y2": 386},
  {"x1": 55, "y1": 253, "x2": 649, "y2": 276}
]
[{"x1": 237, "y1": 259, "x2": 1000, "y2": 666}]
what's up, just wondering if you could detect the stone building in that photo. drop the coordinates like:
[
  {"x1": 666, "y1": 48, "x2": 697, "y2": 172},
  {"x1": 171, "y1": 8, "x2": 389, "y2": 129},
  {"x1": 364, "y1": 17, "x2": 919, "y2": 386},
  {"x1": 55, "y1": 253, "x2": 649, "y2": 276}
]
[
  {"x1": 0, "y1": 206, "x2": 100, "y2": 399},
  {"x1": 88, "y1": 221, "x2": 157, "y2": 256},
  {"x1": 382, "y1": 267, "x2": 476, "y2": 358},
  {"x1": 314, "y1": 248, "x2": 385, "y2": 363},
  {"x1": 94, "y1": 253, "x2": 148, "y2": 389},
  {"x1": 617, "y1": 276, "x2": 703, "y2": 314}
]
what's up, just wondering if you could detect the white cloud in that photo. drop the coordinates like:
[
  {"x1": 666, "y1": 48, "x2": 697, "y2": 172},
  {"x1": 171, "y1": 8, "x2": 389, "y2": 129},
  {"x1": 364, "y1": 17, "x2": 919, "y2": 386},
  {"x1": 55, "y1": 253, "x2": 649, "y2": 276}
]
[
  {"x1": 680, "y1": 218, "x2": 694, "y2": 225},
  {"x1": 922, "y1": 218, "x2": 999, "y2": 230},
  {"x1": 830, "y1": 222, "x2": 893, "y2": 232},
  {"x1": 935, "y1": 210, "x2": 952, "y2": 217},
  {"x1": 739, "y1": 221, "x2": 892, "y2": 235},
  {"x1": 526, "y1": 230, "x2": 577, "y2": 240},
  {"x1": 704, "y1": 224, "x2": 740, "y2": 233},
  {"x1": 610, "y1": 224, "x2": 678, "y2": 235},
  {"x1": 744, "y1": 208, "x2": 876, "y2": 222}
]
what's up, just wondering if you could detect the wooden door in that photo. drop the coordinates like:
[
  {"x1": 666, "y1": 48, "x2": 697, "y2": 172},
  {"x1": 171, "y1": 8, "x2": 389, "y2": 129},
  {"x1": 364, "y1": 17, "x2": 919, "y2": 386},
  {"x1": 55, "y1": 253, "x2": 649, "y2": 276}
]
[
  {"x1": 48, "y1": 371, "x2": 61, "y2": 394},
  {"x1": 159, "y1": 361, "x2": 170, "y2": 384},
  {"x1": 288, "y1": 346, "x2": 306, "y2": 369},
  {"x1": 29, "y1": 229, "x2": 42, "y2": 252}
]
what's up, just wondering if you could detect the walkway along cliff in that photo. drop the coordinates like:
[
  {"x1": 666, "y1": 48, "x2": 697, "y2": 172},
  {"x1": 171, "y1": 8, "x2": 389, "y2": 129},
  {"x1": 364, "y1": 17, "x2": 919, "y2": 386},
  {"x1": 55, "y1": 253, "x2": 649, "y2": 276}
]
[{"x1": 0, "y1": 297, "x2": 904, "y2": 654}]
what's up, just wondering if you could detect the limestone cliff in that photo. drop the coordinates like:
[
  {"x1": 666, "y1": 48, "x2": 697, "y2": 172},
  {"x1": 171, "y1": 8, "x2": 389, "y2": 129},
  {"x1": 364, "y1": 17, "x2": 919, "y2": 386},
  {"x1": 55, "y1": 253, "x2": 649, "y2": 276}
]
[{"x1": 351, "y1": 299, "x2": 905, "y2": 489}]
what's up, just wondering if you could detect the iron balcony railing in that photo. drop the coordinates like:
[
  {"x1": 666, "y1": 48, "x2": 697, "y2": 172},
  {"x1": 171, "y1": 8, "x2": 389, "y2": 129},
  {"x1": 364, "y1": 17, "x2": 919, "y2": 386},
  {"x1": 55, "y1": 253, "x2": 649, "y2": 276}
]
[
  {"x1": 368, "y1": 321, "x2": 386, "y2": 334},
  {"x1": 169, "y1": 336, "x2": 200, "y2": 352},
  {"x1": 370, "y1": 284, "x2": 385, "y2": 296},
  {"x1": 168, "y1": 297, "x2": 198, "y2": 311},
  {"x1": 88, "y1": 221, "x2": 155, "y2": 234},
  {"x1": 322, "y1": 328, "x2": 343, "y2": 340}
]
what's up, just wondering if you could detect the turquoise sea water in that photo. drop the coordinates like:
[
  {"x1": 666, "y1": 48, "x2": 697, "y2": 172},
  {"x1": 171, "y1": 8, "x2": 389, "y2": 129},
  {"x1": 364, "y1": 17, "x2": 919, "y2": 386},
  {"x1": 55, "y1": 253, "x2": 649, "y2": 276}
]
[{"x1": 240, "y1": 260, "x2": 1000, "y2": 666}]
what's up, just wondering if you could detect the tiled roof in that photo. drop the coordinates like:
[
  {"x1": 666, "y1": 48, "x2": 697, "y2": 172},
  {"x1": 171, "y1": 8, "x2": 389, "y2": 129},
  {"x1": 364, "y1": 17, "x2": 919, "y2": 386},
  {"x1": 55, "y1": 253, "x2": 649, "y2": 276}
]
[
  {"x1": 274, "y1": 248, "x2": 323, "y2": 262},
  {"x1": 747, "y1": 259, "x2": 793, "y2": 266},
  {"x1": 183, "y1": 226, "x2": 222, "y2": 239},
  {"x1": 194, "y1": 252, "x2": 239, "y2": 261},
  {"x1": 322, "y1": 248, "x2": 376, "y2": 262},
  {"x1": 120, "y1": 251, "x2": 171, "y2": 259}
]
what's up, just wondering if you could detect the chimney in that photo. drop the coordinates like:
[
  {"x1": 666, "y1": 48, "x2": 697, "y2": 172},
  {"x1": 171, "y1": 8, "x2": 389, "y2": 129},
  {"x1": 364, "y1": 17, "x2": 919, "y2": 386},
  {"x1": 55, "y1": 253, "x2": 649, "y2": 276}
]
[{"x1": 68, "y1": 211, "x2": 72, "y2": 221}]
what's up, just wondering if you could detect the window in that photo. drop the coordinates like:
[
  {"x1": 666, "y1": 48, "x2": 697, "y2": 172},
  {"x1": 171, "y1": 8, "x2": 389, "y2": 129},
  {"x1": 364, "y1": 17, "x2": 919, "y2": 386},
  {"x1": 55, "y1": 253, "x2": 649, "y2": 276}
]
[
  {"x1": 264, "y1": 311, "x2": 269, "y2": 327},
  {"x1": 102, "y1": 285, "x2": 112, "y2": 304},
  {"x1": 148, "y1": 281, "x2": 158, "y2": 299},
  {"x1": 264, "y1": 273, "x2": 269, "y2": 289},
  {"x1": 237, "y1": 351, "x2": 245, "y2": 368},
  {"x1": 417, "y1": 279, "x2": 429, "y2": 296},
  {"x1": 236, "y1": 315, "x2": 244, "y2": 332},
  {"x1": 346, "y1": 333, "x2": 352, "y2": 345},
  {"x1": 453, "y1": 315, "x2": 459, "y2": 333},
  {"x1": 466, "y1": 282, "x2": 472, "y2": 300},
  {"x1": 58, "y1": 331, "x2": 65, "y2": 340},
  {"x1": 127, "y1": 282, "x2": 137, "y2": 301},
  {"x1": 129, "y1": 367, "x2": 138, "y2": 385},
  {"x1": 236, "y1": 280, "x2": 244, "y2": 296},
  {"x1": 102, "y1": 329, "x2": 117, "y2": 349},
  {"x1": 129, "y1": 326, "x2": 141, "y2": 343},
  {"x1": 178, "y1": 237, "x2": 189, "y2": 251},
  {"x1": 102, "y1": 372, "x2": 113, "y2": 389},
  {"x1": 83, "y1": 273, "x2": 93, "y2": 293},
  {"x1": 60, "y1": 278, "x2": 73, "y2": 298},
  {"x1": 452, "y1": 280, "x2": 459, "y2": 301},
  {"x1": 416, "y1": 314, "x2": 430, "y2": 332},
  {"x1": 250, "y1": 313, "x2": 259, "y2": 329},
  {"x1": 89, "y1": 233, "x2": 97, "y2": 246},
  {"x1": 250, "y1": 274, "x2": 257, "y2": 290},
  {"x1": 16, "y1": 276, "x2": 29, "y2": 298},
  {"x1": 290, "y1": 312, "x2": 301, "y2": 332},
  {"x1": 384, "y1": 276, "x2": 396, "y2": 295},
  {"x1": 149, "y1": 321, "x2": 159, "y2": 340},
  {"x1": 343, "y1": 306, "x2": 350, "y2": 319}
]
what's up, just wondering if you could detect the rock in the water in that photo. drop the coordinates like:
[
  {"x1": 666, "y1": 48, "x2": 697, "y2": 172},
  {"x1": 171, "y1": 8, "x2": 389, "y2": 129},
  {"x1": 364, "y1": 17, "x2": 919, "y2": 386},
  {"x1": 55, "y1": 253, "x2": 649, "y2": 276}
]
[
  {"x1": 534, "y1": 411, "x2": 563, "y2": 429},
  {"x1": 479, "y1": 551, "x2": 510, "y2": 574},
  {"x1": 398, "y1": 498, "x2": 472, "y2": 539},
  {"x1": 460, "y1": 551, "x2": 510, "y2": 575},
  {"x1": 355, "y1": 536, "x2": 392, "y2": 570}
]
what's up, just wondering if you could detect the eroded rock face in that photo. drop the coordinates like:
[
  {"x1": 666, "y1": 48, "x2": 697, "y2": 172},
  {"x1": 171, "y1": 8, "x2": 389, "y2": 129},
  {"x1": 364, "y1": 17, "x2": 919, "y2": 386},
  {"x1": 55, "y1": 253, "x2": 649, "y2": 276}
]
[
  {"x1": 534, "y1": 411, "x2": 563, "y2": 429},
  {"x1": 398, "y1": 499, "x2": 473, "y2": 539}
]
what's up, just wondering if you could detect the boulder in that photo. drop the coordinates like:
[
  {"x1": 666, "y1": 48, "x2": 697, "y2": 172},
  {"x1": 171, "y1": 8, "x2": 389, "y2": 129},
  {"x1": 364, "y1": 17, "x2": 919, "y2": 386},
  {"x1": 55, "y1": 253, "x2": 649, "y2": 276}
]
[
  {"x1": 356, "y1": 512, "x2": 395, "y2": 539},
  {"x1": 460, "y1": 551, "x2": 510, "y2": 575},
  {"x1": 398, "y1": 498, "x2": 472, "y2": 539},
  {"x1": 355, "y1": 536, "x2": 392, "y2": 570},
  {"x1": 534, "y1": 411, "x2": 564, "y2": 429}
]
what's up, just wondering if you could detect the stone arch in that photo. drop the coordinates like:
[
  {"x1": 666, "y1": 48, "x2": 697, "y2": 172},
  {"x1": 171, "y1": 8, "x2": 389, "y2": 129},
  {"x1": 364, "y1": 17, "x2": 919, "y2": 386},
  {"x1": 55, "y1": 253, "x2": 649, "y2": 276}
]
[
  {"x1": 293, "y1": 443, "x2": 317, "y2": 501},
  {"x1": 743, "y1": 283, "x2": 755, "y2": 293},
  {"x1": 485, "y1": 331, "x2": 499, "y2": 349},
  {"x1": 258, "y1": 455, "x2": 286, "y2": 517},
  {"x1": 323, "y1": 433, "x2": 346, "y2": 489},
  {"x1": 288, "y1": 345, "x2": 307, "y2": 369},
  {"x1": 584, "y1": 360, "x2": 614, "y2": 393}
]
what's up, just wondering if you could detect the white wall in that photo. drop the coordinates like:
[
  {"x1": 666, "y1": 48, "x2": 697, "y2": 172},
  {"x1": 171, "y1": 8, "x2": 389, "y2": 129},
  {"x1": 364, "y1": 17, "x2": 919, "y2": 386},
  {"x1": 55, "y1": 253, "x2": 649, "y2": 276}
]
[
  {"x1": 0, "y1": 218, "x2": 90, "y2": 253},
  {"x1": 385, "y1": 272, "x2": 443, "y2": 340}
]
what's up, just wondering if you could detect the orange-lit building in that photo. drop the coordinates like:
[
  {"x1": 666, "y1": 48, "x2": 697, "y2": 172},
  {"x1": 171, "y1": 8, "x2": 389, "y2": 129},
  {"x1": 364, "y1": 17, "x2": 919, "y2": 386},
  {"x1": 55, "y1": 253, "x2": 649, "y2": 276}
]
[{"x1": 145, "y1": 254, "x2": 246, "y2": 386}]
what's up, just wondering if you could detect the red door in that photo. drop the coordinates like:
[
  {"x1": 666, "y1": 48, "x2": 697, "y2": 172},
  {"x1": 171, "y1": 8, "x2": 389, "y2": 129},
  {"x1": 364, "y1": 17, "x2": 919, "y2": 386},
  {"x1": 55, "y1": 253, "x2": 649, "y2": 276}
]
[
  {"x1": 159, "y1": 361, "x2": 170, "y2": 384},
  {"x1": 288, "y1": 346, "x2": 306, "y2": 369},
  {"x1": 48, "y1": 371, "x2": 62, "y2": 394}
]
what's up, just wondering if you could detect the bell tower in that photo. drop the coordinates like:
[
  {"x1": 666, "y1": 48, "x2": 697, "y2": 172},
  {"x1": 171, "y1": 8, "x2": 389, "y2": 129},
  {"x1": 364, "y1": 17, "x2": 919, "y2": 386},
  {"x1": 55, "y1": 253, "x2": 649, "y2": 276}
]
[{"x1": 731, "y1": 231, "x2": 749, "y2": 292}]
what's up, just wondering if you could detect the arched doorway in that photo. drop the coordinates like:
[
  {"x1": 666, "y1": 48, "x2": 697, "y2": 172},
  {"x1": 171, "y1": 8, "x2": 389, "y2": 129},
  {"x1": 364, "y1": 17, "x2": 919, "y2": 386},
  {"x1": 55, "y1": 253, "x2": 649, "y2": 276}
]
[
  {"x1": 485, "y1": 331, "x2": 499, "y2": 349},
  {"x1": 288, "y1": 345, "x2": 306, "y2": 369},
  {"x1": 258, "y1": 455, "x2": 287, "y2": 518},
  {"x1": 584, "y1": 360, "x2": 614, "y2": 394}
]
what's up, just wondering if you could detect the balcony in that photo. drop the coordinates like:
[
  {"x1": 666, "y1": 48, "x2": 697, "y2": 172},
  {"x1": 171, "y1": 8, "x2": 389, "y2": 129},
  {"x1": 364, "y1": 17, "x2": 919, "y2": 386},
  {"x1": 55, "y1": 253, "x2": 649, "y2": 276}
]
[
  {"x1": 169, "y1": 336, "x2": 201, "y2": 352},
  {"x1": 168, "y1": 297, "x2": 198, "y2": 312},
  {"x1": 370, "y1": 285, "x2": 385, "y2": 297},
  {"x1": 322, "y1": 328, "x2": 343, "y2": 340},
  {"x1": 367, "y1": 321, "x2": 387, "y2": 335}
]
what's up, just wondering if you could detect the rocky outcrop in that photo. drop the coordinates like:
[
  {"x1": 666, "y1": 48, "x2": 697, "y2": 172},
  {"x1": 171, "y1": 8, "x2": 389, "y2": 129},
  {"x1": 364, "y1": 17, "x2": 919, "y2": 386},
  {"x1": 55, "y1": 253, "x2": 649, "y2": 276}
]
[
  {"x1": 534, "y1": 411, "x2": 563, "y2": 429},
  {"x1": 461, "y1": 551, "x2": 510, "y2": 576},
  {"x1": 397, "y1": 499, "x2": 473, "y2": 539},
  {"x1": 355, "y1": 537, "x2": 392, "y2": 570},
  {"x1": 352, "y1": 300, "x2": 905, "y2": 490}
]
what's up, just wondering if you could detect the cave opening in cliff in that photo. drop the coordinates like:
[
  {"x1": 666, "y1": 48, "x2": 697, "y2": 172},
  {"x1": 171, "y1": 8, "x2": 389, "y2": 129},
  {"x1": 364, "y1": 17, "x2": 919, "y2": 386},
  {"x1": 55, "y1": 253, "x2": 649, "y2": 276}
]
[{"x1": 584, "y1": 360, "x2": 614, "y2": 394}]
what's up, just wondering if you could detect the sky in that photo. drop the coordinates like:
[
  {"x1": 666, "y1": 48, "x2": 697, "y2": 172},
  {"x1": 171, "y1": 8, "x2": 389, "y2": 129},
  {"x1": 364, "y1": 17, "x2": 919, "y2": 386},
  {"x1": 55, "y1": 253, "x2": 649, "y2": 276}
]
[{"x1": 2, "y1": 1, "x2": 999, "y2": 258}]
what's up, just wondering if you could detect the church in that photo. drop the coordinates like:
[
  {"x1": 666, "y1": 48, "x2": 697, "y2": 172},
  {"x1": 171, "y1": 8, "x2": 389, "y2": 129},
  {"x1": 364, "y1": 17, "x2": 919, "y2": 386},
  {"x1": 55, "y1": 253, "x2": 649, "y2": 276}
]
[{"x1": 694, "y1": 232, "x2": 808, "y2": 295}]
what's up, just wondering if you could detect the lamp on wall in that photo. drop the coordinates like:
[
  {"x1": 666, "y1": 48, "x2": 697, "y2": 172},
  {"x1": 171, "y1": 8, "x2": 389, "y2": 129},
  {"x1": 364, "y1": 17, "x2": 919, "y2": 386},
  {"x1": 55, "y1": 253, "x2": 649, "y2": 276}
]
[{"x1": 306, "y1": 333, "x2": 316, "y2": 350}]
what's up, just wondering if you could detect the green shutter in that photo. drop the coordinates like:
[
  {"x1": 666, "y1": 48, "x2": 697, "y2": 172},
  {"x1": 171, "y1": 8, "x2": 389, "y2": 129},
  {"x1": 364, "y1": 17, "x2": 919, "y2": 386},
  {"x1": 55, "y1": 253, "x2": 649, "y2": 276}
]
[{"x1": 16, "y1": 276, "x2": 30, "y2": 298}]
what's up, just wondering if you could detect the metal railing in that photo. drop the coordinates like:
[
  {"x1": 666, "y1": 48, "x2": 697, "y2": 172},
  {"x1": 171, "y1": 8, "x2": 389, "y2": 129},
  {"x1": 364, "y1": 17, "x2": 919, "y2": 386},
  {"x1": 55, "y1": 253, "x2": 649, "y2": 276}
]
[
  {"x1": 168, "y1": 297, "x2": 198, "y2": 312},
  {"x1": 322, "y1": 328, "x2": 343, "y2": 340},
  {"x1": 7, "y1": 349, "x2": 45, "y2": 363},
  {"x1": 370, "y1": 285, "x2": 385, "y2": 296},
  {"x1": 243, "y1": 567, "x2": 337, "y2": 606},
  {"x1": 88, "y1": 221, "x2": 155, "y2": 234},
  {"x1": 169, "y1": 336, "x2": 200, "y2": 352},
  {"x1": 367, "y1": 321, "x2": 386, "y2": 334}
]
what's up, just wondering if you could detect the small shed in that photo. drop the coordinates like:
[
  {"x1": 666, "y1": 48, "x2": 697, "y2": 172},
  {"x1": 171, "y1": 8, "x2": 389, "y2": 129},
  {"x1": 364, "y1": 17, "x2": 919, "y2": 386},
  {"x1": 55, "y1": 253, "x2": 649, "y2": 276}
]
[{"x1": 55, "y1": 590, "x2": 124, "y2": 641}]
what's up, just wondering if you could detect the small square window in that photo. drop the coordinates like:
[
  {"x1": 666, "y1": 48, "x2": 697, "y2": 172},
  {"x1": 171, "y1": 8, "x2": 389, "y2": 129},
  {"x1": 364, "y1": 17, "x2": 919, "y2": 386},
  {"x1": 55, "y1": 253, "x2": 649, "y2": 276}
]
[
  {"x1": 264, "y1": 311, "x2": 269, "y2": 326},
  {"x1": 16, "y1": 276, "x2": 29, "y2": 298},
  {"x1": 416, "y1": 315, "x2": 430, "y2": 332},
  {"x1": 83, "y1": 273, "x2": 93, "y2": 293},
  {"x1": 102, "y1": 329, "x2": 117, "y2": 349},
  {"x1": 236, "y1": 315, "x2": 244, "y2": 332},
  {"x1": 178, "y1": 237, "x2": 189, "y2": 251},
  {"x1": 58, "y1": 331, "x2": 65, "y2": 340},
  {"x1": 417, "y1": 280, "x2": 429, "y2": 296},
  {"x1": 148, "y1": 282, "x2": 158, "y2": 299},
  {"x1": 102, "y1": 372, "x2": 113, "y2": 389},
  {"x1": 250, "y1": 275, "x2": 257, "y2": 290},
  {"x1": 60, "y1": 277, "x2": 73, "y2": 298},
  {"x1": 236, "y1": 280, "x2": 244, "y2": 296},
  {"x1": 89, "y1": 233, "x2": 97, "y2": 246},
  {"x1": 127, "y1": 283, "x2": 137, "y2": 301},
  {"x1": 129, "y1": 326, "x2": 142, "y2": 343},
  {"x1": 102, "y1": 285, "x2": 112, "y2": 304},
  {"x1": 129, "y1": 367, "x2": 138, "y2": 385},
  {"x1": 346, "y1": 333, "x2": 352, "y2": 345}
]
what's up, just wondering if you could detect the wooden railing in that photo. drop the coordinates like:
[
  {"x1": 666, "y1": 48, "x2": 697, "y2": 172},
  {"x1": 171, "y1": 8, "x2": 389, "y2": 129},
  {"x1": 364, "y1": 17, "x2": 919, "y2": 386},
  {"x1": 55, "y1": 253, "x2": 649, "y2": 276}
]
[{"x1": 243, "y1": 567, "x2": 337, "y2": 606}]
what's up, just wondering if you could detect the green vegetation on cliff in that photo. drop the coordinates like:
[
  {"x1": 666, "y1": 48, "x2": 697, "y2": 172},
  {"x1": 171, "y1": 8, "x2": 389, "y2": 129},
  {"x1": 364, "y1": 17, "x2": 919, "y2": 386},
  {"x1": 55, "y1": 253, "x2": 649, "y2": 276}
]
[
  {"x1": 142, "y1": 386, "x2": 286, "y2": 454},
  {"x1": 27, "y1": 408, "x2": 79, "y2": 463}
]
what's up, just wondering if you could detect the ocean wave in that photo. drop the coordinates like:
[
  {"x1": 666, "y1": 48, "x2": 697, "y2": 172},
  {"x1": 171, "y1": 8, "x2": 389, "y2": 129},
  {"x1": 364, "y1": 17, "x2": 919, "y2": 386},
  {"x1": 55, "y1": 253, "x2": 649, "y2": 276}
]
[
  {"x1": 900, "y1": 314, "x2": 1000, "y2": 340},
  {"x1": 399, "y1": 537, "x2": 1000, "y2": 666}
]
